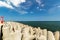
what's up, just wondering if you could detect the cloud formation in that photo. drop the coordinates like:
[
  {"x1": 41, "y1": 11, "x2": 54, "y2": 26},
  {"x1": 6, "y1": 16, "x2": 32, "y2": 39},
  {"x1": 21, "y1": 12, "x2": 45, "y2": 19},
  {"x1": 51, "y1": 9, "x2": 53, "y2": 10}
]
[
  {"x1": 36, "y1": 0, "x2": 42, "y2": 6},
  {"x1": 0, "y1": 1, "x2": 13, "y2": 9},
  {"x1": 0, "y1": 0, "x2": 26, "y2": 9},
  {"x1": 0, "y1": 0, "x2": 43, "y2": 14}
]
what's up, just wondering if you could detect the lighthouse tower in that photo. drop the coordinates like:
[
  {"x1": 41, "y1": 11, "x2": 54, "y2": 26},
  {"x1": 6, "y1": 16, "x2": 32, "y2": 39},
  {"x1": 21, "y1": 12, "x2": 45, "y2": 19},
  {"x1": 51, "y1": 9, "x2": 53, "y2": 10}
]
[{"x1": 0, "y1": 16, "x2": 4, "y2": 25}]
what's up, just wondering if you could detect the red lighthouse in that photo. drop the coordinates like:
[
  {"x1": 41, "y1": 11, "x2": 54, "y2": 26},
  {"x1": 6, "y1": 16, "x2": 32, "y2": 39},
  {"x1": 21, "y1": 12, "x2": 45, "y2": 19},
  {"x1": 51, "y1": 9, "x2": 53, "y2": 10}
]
[{"x1": 0, "y1": 16, "x2": 4, "y2": 24}]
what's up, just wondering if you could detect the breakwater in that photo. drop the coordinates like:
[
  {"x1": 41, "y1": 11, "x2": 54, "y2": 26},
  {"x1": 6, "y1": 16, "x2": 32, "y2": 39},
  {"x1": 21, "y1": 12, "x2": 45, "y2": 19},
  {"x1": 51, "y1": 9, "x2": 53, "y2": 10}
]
[{"x1": 1, "y1": 22, "x2": 60, "y2": 40}]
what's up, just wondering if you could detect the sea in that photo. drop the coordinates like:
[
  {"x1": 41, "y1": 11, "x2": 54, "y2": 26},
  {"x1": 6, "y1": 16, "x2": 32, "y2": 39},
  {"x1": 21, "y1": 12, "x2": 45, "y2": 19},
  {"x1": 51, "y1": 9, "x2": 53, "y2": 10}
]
[{"x1": 16, "y1": 21, "x2": 60, "y2": 32}]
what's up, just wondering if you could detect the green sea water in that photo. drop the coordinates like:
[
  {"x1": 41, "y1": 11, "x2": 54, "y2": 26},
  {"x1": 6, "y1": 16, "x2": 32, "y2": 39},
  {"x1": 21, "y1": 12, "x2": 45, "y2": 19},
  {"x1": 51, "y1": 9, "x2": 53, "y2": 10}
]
[{"x1": 16, "y1": 21, "x2": 60, "y2": 32}]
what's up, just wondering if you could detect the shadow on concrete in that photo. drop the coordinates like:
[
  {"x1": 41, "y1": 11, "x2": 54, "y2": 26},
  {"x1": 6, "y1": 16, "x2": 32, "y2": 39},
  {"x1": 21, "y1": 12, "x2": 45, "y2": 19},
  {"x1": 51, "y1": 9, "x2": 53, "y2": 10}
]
[{"x1": 0, "y1": 25, "x2": 3, "y2": 40}]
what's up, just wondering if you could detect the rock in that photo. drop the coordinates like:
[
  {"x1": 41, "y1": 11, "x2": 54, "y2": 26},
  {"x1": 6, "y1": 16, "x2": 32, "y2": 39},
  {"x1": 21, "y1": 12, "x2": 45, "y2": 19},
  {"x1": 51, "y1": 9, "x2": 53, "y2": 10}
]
[
  {"x1": 38, "y1": 35, "x2": 46, "y2": 40},
  {"x1": 54, "y1": 31, "x2": 59, "y2": 40},
  {"x1": 48, "y1": 31, "x2": 55, "y2": 40},
  {"x1": 42, "y1": 29, "x2": 47, "y2": 40},
  {"x1": 1, "y1": 22, "x2": 60, "y2": 40}
]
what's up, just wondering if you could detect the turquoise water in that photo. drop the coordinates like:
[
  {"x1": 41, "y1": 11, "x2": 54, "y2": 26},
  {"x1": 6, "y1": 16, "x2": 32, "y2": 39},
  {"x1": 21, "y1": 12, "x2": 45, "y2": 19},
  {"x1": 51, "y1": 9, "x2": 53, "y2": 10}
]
[{"x1": 16, "y1": 21, "x2": 60, "y2": 32}]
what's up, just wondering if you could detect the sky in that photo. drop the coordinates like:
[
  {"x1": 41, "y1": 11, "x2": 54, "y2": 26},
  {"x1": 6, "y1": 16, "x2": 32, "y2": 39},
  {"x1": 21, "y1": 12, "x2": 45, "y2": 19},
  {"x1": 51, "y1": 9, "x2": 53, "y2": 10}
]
[{"x1": 0, "y1": 0, "x2": 60, "y2": 21}]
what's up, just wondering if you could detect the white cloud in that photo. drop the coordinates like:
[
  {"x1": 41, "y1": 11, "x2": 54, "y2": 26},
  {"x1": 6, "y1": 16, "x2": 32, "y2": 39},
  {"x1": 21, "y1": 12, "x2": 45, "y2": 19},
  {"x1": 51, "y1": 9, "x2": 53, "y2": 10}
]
[
  {"x1": 20, "y1": 11, "x2": 28, "y2": 14},
  {"x1": 36, "y1": 0, "x2": 44, "y2": 8},
  {"x1": 37, "y1": 7, "x2": 39, "y2": 9},
  {"x1": 0, "y1": 0, "x2": 27, "y2": 14},
  {"x1": 0, "y1": 1, "x2": 13, "y2": 9},
  {"x1": 13, "y1": 8, "x2": 28, "y2": 14},
  {"x1": 10, "y1": 0, "x2": 26, "y2": 7},
  {"x1": 20, "y1": 1, "x2": 32, "y2": 10},
  {"x1": 36, "y1": 0, "x2": 42, "y2": 5},
  {"x1": 57, "y1": 5, "x2": 60, "y2": 8},
  {"x1": 41, "y1": 4, "x2": 44, "y2": 7},
  {"x1": 0, "y1": 0, "x2": 26, "y2": 9}
]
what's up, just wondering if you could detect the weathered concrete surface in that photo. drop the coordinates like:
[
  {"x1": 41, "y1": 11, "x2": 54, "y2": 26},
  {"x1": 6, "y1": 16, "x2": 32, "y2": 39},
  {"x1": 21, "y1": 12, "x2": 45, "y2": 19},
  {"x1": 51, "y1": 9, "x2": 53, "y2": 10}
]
[
  {"x1": 54, "y1": 31, "x2": 59, "y2": 40},
  {"x1": 48, "y1": 31, "x2": 55, "y2": 40},
  {"x1": 0, "y1": 22, "x2": 60, "y2": 40}
]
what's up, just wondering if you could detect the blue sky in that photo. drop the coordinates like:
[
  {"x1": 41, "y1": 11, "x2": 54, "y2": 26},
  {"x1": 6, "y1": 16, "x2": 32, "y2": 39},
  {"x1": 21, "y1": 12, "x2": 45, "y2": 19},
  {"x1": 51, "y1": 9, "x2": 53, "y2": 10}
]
[{"x1": 0, "y1": 0, "x2": 60, "y2": 21}]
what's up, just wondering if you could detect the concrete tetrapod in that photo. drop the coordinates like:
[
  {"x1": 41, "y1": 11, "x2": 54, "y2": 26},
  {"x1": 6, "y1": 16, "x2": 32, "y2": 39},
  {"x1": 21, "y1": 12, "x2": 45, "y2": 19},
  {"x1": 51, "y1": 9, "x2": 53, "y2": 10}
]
[
  {"x1": 54, "y1": 31, "x2": 59, "y2": 40},
  {"x1": 1, "y1": 22, "x2": 60, "y2": 40}
]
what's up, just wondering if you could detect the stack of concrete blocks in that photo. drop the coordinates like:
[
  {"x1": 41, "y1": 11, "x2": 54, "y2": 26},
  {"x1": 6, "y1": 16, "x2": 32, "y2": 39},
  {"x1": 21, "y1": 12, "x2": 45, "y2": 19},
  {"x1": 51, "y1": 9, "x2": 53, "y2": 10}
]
[{"x1": 1, "y1": 22, "x2": 60, "y2": 40}]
